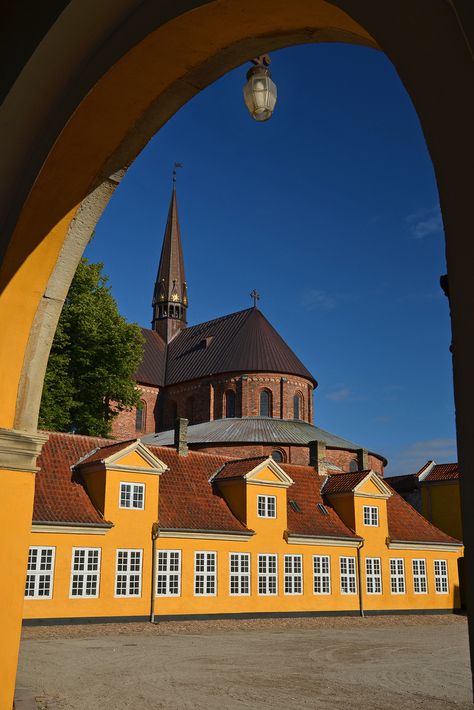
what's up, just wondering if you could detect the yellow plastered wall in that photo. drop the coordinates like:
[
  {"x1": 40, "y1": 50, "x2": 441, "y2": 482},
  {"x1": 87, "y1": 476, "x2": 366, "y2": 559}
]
[
  {"x1": 0, "y1": 469, "x2": 36, "y2": 709},
  {"x1": 422, "y1": 482, "x2": 462, "y2": 541},
  {"x1": 23, "y1": 463, "x2": 462, "y2": 622}
]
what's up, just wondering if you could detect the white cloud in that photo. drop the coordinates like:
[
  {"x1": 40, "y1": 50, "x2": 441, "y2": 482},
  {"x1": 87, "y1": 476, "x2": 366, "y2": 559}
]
[
  {"x1": 326, "y1": 385, "x2": 352, "y2": 402},
  {"x1": 387, "y1": 437, "x2": 457, "y2": 476},
  {"x1": 406, "y1": 206, "x2": 442, "y2": 240},
  {"x1": 300, "y1": 288, "x2": 337, "y2": 312}
]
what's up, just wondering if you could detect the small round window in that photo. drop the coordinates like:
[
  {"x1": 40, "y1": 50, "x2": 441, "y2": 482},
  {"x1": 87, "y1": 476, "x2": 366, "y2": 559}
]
[{"x1": 271, "y1": 450, "x2": 284, "y2": 463}]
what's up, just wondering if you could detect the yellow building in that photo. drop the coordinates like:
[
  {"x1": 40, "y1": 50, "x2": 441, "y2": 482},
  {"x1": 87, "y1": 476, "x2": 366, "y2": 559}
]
[
  {"x1": 23, "y1": 431, "x2": 462, "y2": 624},
  {"x1": 389, "y1": 462, "x2": 462, "y2": 542}
]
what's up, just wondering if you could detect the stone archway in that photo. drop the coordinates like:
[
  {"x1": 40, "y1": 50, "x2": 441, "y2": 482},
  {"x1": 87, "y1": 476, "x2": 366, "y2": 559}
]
[{"x1": 0, "y1": 1, "x2": 473, "y2": 707}]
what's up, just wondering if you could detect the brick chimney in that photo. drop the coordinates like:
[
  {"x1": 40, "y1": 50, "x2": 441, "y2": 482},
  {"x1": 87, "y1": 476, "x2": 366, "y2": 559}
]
[
  {"x1": 309, "y1": 440, "x2": 326, "y2": 475},
  {"x1": 357, "y1": 448, "x2": 369, "y2": 470},
  {"x1": 174, "y1": 418, "x2": 188, "y2": 456}
]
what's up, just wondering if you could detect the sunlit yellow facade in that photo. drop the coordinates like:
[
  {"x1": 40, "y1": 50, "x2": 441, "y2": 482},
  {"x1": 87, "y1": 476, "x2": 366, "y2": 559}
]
[{"x1": 23, "y1": 440, "x2": 462, "y2": 624}]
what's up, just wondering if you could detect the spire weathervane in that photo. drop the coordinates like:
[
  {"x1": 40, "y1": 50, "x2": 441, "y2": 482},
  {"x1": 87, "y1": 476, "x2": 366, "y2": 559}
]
[
  {"x1": 250, "y1": 289, "x2": 260, "y2": 308},
  {"x1": 172, "y1": 162, "x2": 183, "y2": 183}
]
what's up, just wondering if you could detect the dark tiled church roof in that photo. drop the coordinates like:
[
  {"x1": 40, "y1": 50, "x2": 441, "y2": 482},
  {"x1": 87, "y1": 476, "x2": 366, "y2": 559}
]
[
  {"x1": 135, "y1": 328, "x2": 167, "y2": 386},
  {"x1": 136, "y1": 308, "x2": 317, "y2": 387}
]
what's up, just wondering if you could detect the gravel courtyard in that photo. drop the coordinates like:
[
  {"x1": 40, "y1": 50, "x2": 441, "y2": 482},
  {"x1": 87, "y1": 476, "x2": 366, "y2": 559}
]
[{"x1": 17, "y1": 615, "x2": 472, "y2": 709}]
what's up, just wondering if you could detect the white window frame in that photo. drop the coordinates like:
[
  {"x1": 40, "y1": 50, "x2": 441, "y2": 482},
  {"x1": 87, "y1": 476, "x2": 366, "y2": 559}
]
[
  {"x1": 25, "y1": 546, "x2": 56, "y2": 600},
  {"x1": 389, "y1": 558, "x2": 406, "y2": 594},
  {"x1": 412, "y1": 558, "x2": 428, "y2": 594},
  {"x1": 258, "y1": 554, "x2": 278, "y2": 595},
  {"x1": 229, "y1": 552, "x2": 250, "y2": 596},
  {"x1": 194, "y1": 552, "x2": 217, "y2": 596},
  {"x1": 363, "y1": 505, "x2": 379, "y2": 527},
  {"x1": 284, "y1": 554, "x2": 303, "y2": 595},
  {"x1": 257, "y1": 494, "x2": 277, "y2": 518},
  {"x1": 156, "y1": 550, "x2": 181, "y2": 597},
  {"x1": 119, "y1": 482, "x2": 145, "y2": 510},
  {"x1": 365, "y1": 557, "x2": 382, "y2": 594},
  {"x1": 340, "y1": 556, "x2": 357, "y2": 595},
  {"x1": 313, "y1": 555, "x2": 331, "y2": 595},
  {"x1": 69, "y1": 547, "x2": 101, "y2": 599},
  {"x1": 434, "y1": 559, "x2": 449, "y2": 594},
  {"x1": 114, "y1": 549, "x2": 143, "y2": 597}
]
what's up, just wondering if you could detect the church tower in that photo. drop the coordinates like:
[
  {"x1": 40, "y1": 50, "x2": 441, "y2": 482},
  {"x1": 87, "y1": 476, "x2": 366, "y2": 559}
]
[{"x1": 152, "y1": 184, "x2": 188, "y2": 342}]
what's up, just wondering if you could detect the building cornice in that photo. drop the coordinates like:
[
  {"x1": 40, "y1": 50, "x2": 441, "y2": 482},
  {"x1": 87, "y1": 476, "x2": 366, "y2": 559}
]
[
  {"x1": 0, "y1": 428, "x2": 48, "y2": 472},
  {"x1": 32, "y1": 522, "x2": 112, "y2": 535},
  {"x1": 387, "y1": 539, "x2": 463, "y2": 552}
]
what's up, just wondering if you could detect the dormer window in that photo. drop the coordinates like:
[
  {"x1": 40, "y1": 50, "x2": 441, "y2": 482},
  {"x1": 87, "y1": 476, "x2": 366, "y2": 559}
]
[
  {"x1": 120, "y1": 482, "x2": 145, "y2": 510},
  {"x1": 363, "y1": 505, "x2": 378, "y2": 526},
  {"x1": 257, "y1": 494, "x2": 276, "y2": 518}
]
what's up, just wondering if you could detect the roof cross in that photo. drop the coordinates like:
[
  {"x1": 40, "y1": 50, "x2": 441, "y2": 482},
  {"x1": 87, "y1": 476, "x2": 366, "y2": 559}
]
[
  {"x1": 250, "y1": 289, "x2": 260, "y2": 308},
  {"x1": 172, "y1": 162, "x2": 183, "y2": 183}
]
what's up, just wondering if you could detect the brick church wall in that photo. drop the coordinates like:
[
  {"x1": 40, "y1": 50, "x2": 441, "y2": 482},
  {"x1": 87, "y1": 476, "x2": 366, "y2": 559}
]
[
  {"x1": 160, "y1": 372, "x2": 315, "y2": 430},
  {"x1": 111, "y1": 385, "x2": 159, "y2": 439}
]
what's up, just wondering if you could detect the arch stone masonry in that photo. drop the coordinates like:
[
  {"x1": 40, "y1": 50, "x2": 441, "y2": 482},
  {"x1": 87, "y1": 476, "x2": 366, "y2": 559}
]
[{"x1": 0, "y1": 1, "x2": 473, "y2": 707}]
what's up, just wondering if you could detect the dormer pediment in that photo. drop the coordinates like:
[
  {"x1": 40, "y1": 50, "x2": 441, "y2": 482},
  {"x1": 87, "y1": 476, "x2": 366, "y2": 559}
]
[
  {"x1": 323, "y1": 470, "x2": 392, "y2": 500},
  {"x1": 211, "y1": 456, "x2": 294, "y2": 489},
  {"x1": 77, "y1": 440, "x2": 168, "y2": 476}
]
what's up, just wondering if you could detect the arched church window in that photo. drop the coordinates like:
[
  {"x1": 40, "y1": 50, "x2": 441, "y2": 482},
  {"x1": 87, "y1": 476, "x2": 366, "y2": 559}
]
[
  {"x1": 260, "y1": 389, "x2": 272, "y2": 418},
  {"x1": 224, "y1": 390, "x2": 236, "y2": 418},
  {"x1": 271, "y1": 449, "x2": 285, "y2": 463},
  {"x1": 293, "y1": 393, "x2": 303, "y2": 420},
  {"x1": 349, "y1": 459, "x2": 359, "y2": 472},
  {"x1": 135, "y1": 400, "x2": 146, "y2": 433}
]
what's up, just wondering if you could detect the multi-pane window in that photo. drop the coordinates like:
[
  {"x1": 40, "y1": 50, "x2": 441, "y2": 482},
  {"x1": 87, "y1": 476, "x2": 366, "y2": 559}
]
[
  {"x1": 229, "y1": 553, "x2": 250, "y2": 595},
  {"x1": 284, "y1": 555, "x2": 303, "y2": 595},
  {"x1": 363, "y1": 505, "x2": 379, "y2": 526},
  {"x1": 258, "y1": 554, "x2": 278, "y2": 595},
  {"x1": 313, "y1": 555, "x2": 331, "y2": 594},
  {"x1": 412, "y1": 558, "x2": 428, "y2": 593},
  {"x1": 389, "y1": 558, "x2": 405, "y2": 594},
  {"x1": 70, "y1": 548, "x2": 101, "y2": 598},
  {"x1": 119, "y1": 482, "x2": 145, "y2": 509},
  {"x1": 340, "y1": 556, "x2": 357, "y2": 594},
  {"x1": 434, "y1": 560, "x2": 449, "y2": 594},
  {"x1": 25, "y1": 547, "x2": 55, "y2": 599},
  {"x1": 115, "y1": 549, "x2": 142, "y2": 597},
  {"x1": 194, "y1": 552, "x2": 217, "y2": 596},
  {"x1": 156, "y1": 550, "x2": 181, "y2": 596},
  {"x1": 257, "y1": 495, "x2": 276, "y2": 518},
  {"x1": 365, "y1": 557, "x2": 382, "y2": 594}
]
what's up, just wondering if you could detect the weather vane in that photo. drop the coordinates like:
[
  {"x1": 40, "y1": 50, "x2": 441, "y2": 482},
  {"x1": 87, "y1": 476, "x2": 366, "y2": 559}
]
[
  {"x1": 172, "y1": 162, "x2": 183, "y2": 183},
  {"x1": 250, "y1": 289, "x2": 260, "y2": 308}
]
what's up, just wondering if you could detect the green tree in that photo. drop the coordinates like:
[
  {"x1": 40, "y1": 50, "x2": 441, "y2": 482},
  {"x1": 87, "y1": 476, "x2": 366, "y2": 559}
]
[{"x1": 39, "y1": 258, "x2": 144, "y2": 437}]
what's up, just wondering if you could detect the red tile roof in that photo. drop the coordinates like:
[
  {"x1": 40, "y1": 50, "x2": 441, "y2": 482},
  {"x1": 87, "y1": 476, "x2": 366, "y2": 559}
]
[
  {"x1": 385, "y1": 483, "x2": 461, "y2": 544},
  {"x1": 281, "y1": 465, "x2": 359, "y2": 539},
  {"x1": 34, "y1": 434, "x2": 460, "y2": 544},
  {"x1": 424, "y1": 463, "x2": 459, "y2": 482},
  {"x1": 147, "y1": 446, "x2": 249, "y2": 533},
  {"x1": 35, "y1": 432, "x2": 112, "y2": 526},
  {"x1": 322, "y1": 471, "x2": 371, "y2": 495},
  {"x1": 212, "y1": 456, "x2": 268, "y2": 481}
]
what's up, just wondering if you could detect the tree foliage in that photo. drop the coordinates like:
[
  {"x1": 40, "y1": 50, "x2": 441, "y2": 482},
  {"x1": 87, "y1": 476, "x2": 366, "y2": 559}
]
[{"x1": 39, "y1": 258, "x2": 144, "y2": 437}]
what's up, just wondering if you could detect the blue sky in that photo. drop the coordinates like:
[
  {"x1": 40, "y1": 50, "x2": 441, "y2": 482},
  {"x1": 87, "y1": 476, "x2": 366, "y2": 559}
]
[{"x1": 87, "y1": 43, "x2": 456, "y2": 476}]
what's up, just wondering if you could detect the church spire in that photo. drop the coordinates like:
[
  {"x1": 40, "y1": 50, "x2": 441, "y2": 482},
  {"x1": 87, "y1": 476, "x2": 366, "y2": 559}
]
[{"x1": 152, "y1": 181, "x2": 188, "y2": 342}]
